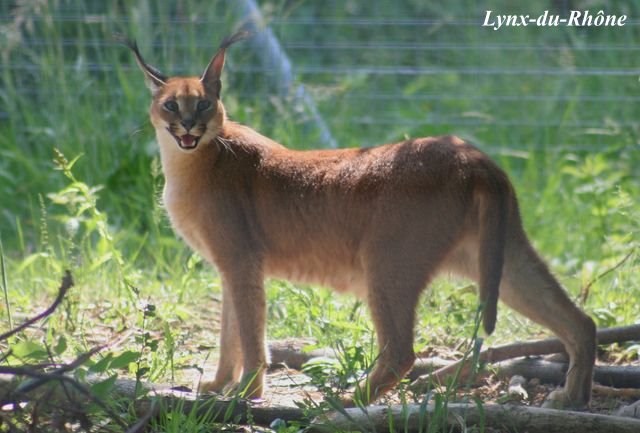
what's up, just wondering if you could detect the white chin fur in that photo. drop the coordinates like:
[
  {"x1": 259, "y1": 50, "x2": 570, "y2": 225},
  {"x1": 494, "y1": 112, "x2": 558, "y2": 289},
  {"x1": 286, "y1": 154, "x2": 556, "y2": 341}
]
[{"x1": 177, "y1": 144, "x2": 198, "y2": 153}]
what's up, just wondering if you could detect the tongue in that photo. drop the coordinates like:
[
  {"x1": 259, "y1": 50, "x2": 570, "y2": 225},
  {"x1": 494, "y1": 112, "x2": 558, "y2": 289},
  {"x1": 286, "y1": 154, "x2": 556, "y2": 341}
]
[{"x1": 181, "y1": 134, "x2": 196, "y2": 147}]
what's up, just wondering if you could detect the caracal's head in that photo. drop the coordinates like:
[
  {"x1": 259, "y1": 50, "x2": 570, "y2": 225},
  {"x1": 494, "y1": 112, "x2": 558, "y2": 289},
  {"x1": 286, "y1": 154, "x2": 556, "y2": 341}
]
[{"x1": 123, "y1": 31, "x2": 249, "y2": 152}]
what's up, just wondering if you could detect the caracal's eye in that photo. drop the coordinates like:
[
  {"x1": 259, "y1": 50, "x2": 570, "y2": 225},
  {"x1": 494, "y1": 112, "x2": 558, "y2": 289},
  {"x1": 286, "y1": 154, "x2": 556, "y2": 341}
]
[
  {"x1": 197, "y1": 100, "x2": 212, "y2": 111},
  {"x1": 163, "y1": 100, "x2": 179, "y2": 112}
]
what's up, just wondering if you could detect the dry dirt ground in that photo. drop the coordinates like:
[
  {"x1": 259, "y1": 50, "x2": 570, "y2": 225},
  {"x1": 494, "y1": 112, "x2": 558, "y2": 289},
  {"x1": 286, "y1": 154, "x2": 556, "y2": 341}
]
[
  {"x1": 8, "y1": 290, "x2": 639, "y2": 429},
  {"x1": 250, "y1": 361, "x2": 639, "y2": 414},
  {"x1": 162, "y1": 294, "x2": 640, "y2": 416}
]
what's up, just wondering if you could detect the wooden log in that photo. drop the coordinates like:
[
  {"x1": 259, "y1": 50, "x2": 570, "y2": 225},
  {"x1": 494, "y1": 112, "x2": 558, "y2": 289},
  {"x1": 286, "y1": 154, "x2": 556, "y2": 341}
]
[
  {"x1": 268, "y1": 340, "x2": 640, "y2": 390},
  {"x1": 6, "y1": 372, "x2": 640, "y2": 432},
  {"x1": 267, "y1": 325, "x2": 640, "y2": 383},
  {"x1": 309, "y1": 402, "x2": 640, "y2": 433},
  {"x1": 593, "y1": 385, "x2": 640, "y2": 400},
  {"x1": 412, "y1": 324, "x2": 640, "y2": 388},
  {"x1": 268, "y1": 339, "x2": 335, "y2": 371},
  {"x1": 495, "y1": 358, "x2": 640, "y2": 388},
  {"x1": 615, "y1": 400, "x2": 640, "y2": 419},
  {"x1": 268, "y1": 339, "x2": 452, "y2": 376}
]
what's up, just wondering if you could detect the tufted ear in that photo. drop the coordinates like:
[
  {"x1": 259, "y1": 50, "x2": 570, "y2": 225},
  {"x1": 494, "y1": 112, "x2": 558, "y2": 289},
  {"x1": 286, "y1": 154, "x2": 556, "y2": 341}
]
[
  {"x1": 118, "y1": 35, "x2": 168, "y2": 95},
  {"x1": 200, "y1": 30, "x2": 251, "y2": 97}
]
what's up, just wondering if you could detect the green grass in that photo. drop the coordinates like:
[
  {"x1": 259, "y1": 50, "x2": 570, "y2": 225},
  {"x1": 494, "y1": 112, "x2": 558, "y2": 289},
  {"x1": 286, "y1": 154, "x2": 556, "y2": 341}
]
[{"x1": 0, "y1": 0, "x2": 639, "y2": 430}]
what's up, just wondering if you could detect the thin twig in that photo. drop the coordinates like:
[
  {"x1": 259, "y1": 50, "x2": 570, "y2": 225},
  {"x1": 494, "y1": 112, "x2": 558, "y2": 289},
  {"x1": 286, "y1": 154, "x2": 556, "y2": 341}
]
[
  {"x1": 57, "y1": 376, "x2": 129, "y2": 430},
  {"x1": 0, "y1": 366, "x2": 129, "y2": 430},
  {"x1": 5, "y1": 345, "x2": 105, "y2": 394},
  {"x1": 0, "y1": 349, "x2": 13, "y2": 364},
  {"x1": 125, "y1": 400, "x2": 157, "y2": 433},
  {"x1": 0, "y1": 282, "x2": 135, "y2": 431},
  {"x1": 0, "y1": 270, "x2": 73, "y2": 342},
  {"x1": 580, "y1": 249, "x2": 635, "y2": 305},
  {"x1": 0, "y1": 329, "x2": 133, "y2": 394},
  {"x1": 0, "y1": 236, "x2": 12, "y2": 330}
]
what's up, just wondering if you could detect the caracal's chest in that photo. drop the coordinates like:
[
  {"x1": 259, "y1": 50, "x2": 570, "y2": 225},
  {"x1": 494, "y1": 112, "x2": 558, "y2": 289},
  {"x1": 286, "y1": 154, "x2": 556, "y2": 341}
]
[{"x1": 162, "y1": 179, "x2": 216, "y2": 260}]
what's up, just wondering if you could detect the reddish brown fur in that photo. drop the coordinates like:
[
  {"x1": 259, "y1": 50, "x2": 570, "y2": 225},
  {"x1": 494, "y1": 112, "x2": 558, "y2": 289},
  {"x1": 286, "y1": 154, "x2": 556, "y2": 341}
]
[{"x1": 126, "y1": 33, "x2": 596, "y2": 408}]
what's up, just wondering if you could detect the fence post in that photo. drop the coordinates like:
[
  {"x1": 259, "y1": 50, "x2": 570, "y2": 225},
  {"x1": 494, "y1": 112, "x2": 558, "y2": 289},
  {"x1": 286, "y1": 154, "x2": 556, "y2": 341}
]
[{"x1": 231, "y1": 0, "x2": 338, "y2": 149}]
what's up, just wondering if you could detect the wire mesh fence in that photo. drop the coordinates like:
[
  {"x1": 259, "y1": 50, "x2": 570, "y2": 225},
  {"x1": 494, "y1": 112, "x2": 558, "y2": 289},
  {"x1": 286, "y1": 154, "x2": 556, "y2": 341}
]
[{"x1": 1, "y1": 0, "x2": 639, "y2": 153}]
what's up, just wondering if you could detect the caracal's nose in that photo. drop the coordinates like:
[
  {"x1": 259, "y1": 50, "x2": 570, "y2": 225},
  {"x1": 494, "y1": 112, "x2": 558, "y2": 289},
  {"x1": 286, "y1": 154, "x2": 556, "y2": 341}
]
[{"x1": 181, "y1": 118, "x2": 195, "y2": 131}]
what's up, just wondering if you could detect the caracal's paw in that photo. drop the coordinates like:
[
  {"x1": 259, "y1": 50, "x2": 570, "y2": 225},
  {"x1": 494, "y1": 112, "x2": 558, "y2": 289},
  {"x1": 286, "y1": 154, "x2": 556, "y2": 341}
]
[
  {"x1": 542, "y1": 389, "x2": 589, "y2": 410},
  {"x1": 338, "y1": 395, "x2": 356, "y2": 408},
  {"x1": 198, "y1": 374, "x2": 264, "y2": 400},
  {"x1": 337, "y1": 385, "x2": 376, "y2": 408},
  {"x1": 233, "y1": 373, "x2": 265, "y2": 400},
  {"x1": 197, "y1": 379, "x2": 228, "y2": 395}
]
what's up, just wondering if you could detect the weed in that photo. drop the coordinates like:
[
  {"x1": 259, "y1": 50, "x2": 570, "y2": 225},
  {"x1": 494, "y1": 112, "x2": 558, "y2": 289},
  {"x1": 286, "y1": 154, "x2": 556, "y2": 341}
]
[{"x1": 0, "y1": 236, "x2": 11, "y2": 330}]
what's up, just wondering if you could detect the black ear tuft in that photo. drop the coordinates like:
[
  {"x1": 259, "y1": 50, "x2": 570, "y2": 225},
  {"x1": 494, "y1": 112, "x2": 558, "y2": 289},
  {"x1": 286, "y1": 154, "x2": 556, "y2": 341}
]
[
  {"x1": 200, "y1": 30, "x2": 253, "y2": 94},
  {"x1": 219, "y1": 30, "x2": 253, "y2": 50},
  {"x1": 116, "y1": 33, "x2": 168, "y2": 93}
]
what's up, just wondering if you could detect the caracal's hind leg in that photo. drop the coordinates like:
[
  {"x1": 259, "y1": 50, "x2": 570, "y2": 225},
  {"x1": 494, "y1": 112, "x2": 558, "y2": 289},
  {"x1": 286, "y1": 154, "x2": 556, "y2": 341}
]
[
  {"x1": 199, "y1": 278, "x2": 243, "y2": 394},
  {"x1": 350, "y1": 270, "x2": 423, "y2": 406},
  {"x1": 500, "y1": 235, "x2": 596, "y2": 408},
  {"x1": 349, "y1": 237, "x2": 450, "y2": 406}
]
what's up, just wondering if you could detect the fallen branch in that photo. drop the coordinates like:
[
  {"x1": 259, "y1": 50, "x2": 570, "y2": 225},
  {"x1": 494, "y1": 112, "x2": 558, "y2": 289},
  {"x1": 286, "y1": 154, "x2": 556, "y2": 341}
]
[
  {"x1": 616, "y1": 400, "x2": 640, "y2": 419},
  {"x1": 269, "y1": 325, "x2": 640, "y2": 375},
  {"x1": 13, "y1": 374, "x2": 640, "y2": 433},
  {"x1": 0, "y1": 345, "x2": 103, "y2": 397},
  {"x1": 494, "y1": 358, "x2": 640, "y2": 389},
  {"x1": 0, "y1": 271, "x2": 131, "y2": 430},
  {"x1": 309, "y1": 402, "x2": 640, "y2": 433},
  {"x1": 593, "y1": 384, "x2": 640, "y2": 400},
  {"x1": 2, "y1": 369, "x2": 128, "y2": 430},
  {"x1": 267, "y1": 329, "x2": 640, "y2": 390},
  {"x1": 268, "y1": 338, "x2": 335, "y2": 371},
  {"x1": 407, "y1": 357, "x2": 466, "y2": 380},
  {"x1": 411, "y1": 324, "x2": 640, "y2": 389},
  {"x1": 5, "y1": 366, "x2": 640, "y2": 432},
  {"x1": 0, "y1": 373, "x2": 306, "y2": 428},
  {"x1": 0, "y1": 270, "x2": 73, "y2": 342}
]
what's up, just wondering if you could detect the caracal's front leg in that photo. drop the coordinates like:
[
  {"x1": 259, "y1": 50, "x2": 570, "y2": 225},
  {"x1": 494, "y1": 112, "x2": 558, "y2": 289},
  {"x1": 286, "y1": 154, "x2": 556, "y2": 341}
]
[
  {"x1": 222, "y1": 264, "x2": 268, "y2": 399},
  {"x1": 199, "y1": 278, "x2": 243, "y2": 394}
]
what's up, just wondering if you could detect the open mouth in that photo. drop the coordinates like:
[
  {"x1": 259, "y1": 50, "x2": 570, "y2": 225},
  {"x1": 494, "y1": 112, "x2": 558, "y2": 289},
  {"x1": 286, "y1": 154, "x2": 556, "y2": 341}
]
[{"x1": 167, "y1": 128, "x2": 202, "y2": 150}]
